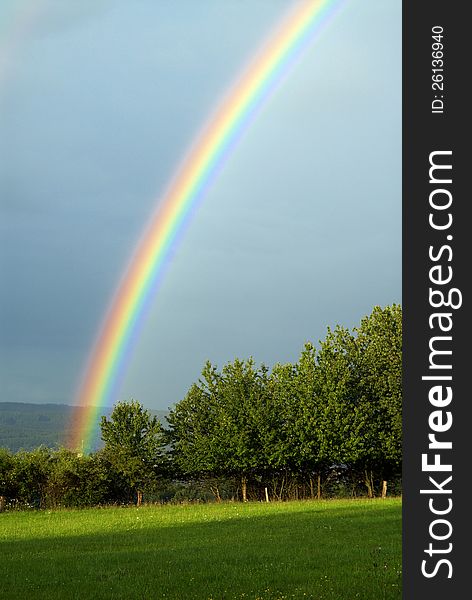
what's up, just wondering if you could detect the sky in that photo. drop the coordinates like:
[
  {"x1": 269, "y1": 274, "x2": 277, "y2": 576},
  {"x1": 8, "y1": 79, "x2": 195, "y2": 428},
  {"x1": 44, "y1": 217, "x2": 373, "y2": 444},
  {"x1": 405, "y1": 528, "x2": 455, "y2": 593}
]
[{"x1": 0, "y1": 0, "x2": 401, "y2": 412}]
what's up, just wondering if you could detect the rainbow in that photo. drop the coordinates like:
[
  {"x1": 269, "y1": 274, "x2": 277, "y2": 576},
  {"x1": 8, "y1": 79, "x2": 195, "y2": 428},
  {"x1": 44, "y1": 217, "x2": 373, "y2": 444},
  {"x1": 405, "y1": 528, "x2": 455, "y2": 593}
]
[{"x1": 70, "y1": 0, "x2": 343, "y2": 452}]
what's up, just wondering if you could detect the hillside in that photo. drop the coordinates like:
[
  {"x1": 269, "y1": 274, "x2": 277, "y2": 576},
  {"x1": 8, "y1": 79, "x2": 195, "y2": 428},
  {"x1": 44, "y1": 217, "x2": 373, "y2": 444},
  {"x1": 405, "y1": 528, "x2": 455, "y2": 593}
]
[{"x1": 0, "y1": 402, "x2": 168, "y2": 453}]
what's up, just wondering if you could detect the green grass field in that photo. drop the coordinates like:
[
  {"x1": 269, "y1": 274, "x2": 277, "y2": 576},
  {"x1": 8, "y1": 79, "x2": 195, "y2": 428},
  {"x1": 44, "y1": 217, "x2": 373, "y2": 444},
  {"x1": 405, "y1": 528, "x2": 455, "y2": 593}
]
[{"x1": 0, "y1": 499, "x2": 401, "y2": 600}]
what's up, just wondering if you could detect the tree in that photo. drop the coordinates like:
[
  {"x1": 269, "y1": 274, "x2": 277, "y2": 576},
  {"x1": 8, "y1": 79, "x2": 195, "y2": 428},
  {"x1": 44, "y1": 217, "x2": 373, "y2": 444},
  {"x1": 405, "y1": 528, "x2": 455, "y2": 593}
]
[
  {"x1": 167, "y1": 361, "x2": 222, "y2": 487},
  {"x1": 45, "y1": 448, "x2": 113, "y2": 508},
  {"x1": 215, "y1": 358, "x2": 267, "y2": 501},
  {"x1": 314, "y1": 305, "x2": 402, "y2": 497},
  {"x1": 0, "y1": 448, "x2": 14, "y2": 511},
  {"x1": 289, "y1": 343, "x2": 330, "y2": 499},
  {"x1": 262, "y1": 361, "x2": 299, "y2": 499},
  {"x1": 100, "y1": 400, "x2": 166, "y2": 505},
  {"x1": 10, "y1": 447, "x2": 52, "y2": 508},
  {"x1": 352, "y1": 304, "x2": 402, "y2": 495},
  {"x1": 169, "y1": 359, "x2": 269, "y2": 501},
  {"x1": 169, "y1": 306, "x2": 403, "y2": 502}
]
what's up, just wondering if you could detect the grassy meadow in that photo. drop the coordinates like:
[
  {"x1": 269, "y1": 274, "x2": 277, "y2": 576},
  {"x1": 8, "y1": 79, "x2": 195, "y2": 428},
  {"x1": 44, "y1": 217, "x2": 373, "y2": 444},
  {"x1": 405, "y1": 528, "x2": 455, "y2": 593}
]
[{"x1": 0, "y1": 498, "x2": 401, "y2": 599}]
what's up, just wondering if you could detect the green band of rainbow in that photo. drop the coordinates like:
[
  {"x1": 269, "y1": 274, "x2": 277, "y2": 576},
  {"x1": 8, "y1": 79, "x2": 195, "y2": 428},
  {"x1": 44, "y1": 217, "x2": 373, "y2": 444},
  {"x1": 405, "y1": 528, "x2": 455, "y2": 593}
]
[{"x1": 70, "y1": 0, "x2": 343, "y2": 452}]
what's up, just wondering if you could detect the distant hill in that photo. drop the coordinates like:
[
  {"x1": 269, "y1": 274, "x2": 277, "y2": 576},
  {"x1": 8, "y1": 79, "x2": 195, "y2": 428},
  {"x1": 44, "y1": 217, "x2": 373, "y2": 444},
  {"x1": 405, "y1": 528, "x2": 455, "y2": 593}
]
[{"x1": 0, "y1": 402, "x2": 169, "y2": 453}]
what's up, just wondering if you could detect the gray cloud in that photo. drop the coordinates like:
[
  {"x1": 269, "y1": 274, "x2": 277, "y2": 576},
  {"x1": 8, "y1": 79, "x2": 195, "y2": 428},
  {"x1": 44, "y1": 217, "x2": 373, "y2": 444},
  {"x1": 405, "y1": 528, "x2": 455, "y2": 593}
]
[{"x1": 1, "y1": 0, "x2": 401, "y2": 410}]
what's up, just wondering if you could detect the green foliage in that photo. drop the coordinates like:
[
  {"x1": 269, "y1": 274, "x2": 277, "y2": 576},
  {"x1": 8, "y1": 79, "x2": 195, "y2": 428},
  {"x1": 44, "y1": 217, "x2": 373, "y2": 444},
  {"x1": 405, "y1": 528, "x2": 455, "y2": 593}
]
[
  {"x1": 10, "y1": 446, "x2": 52, "y2": 507},
  {"x1": 313, "y1": 306, "x2": 402, "y2": 494},
  {"x1": 44, "y1": 448, "x2": 115, "y2": 508},
  {"x1": 354, "y1": 304, "x2": 402, "y2": 468},
  {"x1": 168, "y1": 358, "x2": 272, "y2": 497},
  {"x1": 169, "y1": 304, "x2": 402, "y2": 499},
  {"x1": 2, "y1": 305, "x2": 402, "y2": 506},
  {"x1": 0, "y1": 447, "x2": 14, "y2": 498},
  {"x1": 166, "y1": 362, "x2": 221, "y2": 478},
  {"x1": 216, "y1": 358, "x2": 267, "y2": 477},
  {"x1": 100, "y1": 399, "x2": 166, "y2": 500},
  {"x1": 2, "y1": 447, "x2": 123, "y2": 508}
]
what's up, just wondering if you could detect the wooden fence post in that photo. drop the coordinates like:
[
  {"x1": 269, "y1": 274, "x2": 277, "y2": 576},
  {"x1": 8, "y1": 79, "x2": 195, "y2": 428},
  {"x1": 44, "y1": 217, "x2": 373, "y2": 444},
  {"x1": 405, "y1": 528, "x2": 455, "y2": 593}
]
[{"x1": 381, "y1": 480, "x2": 387, "y2": 498}]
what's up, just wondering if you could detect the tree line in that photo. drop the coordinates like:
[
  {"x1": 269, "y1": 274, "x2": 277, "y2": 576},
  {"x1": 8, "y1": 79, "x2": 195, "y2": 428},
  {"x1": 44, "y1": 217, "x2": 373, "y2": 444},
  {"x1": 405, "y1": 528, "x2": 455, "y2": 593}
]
[{"x1": 0, "y1": 305, "x2": 401, "y2": 510}]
